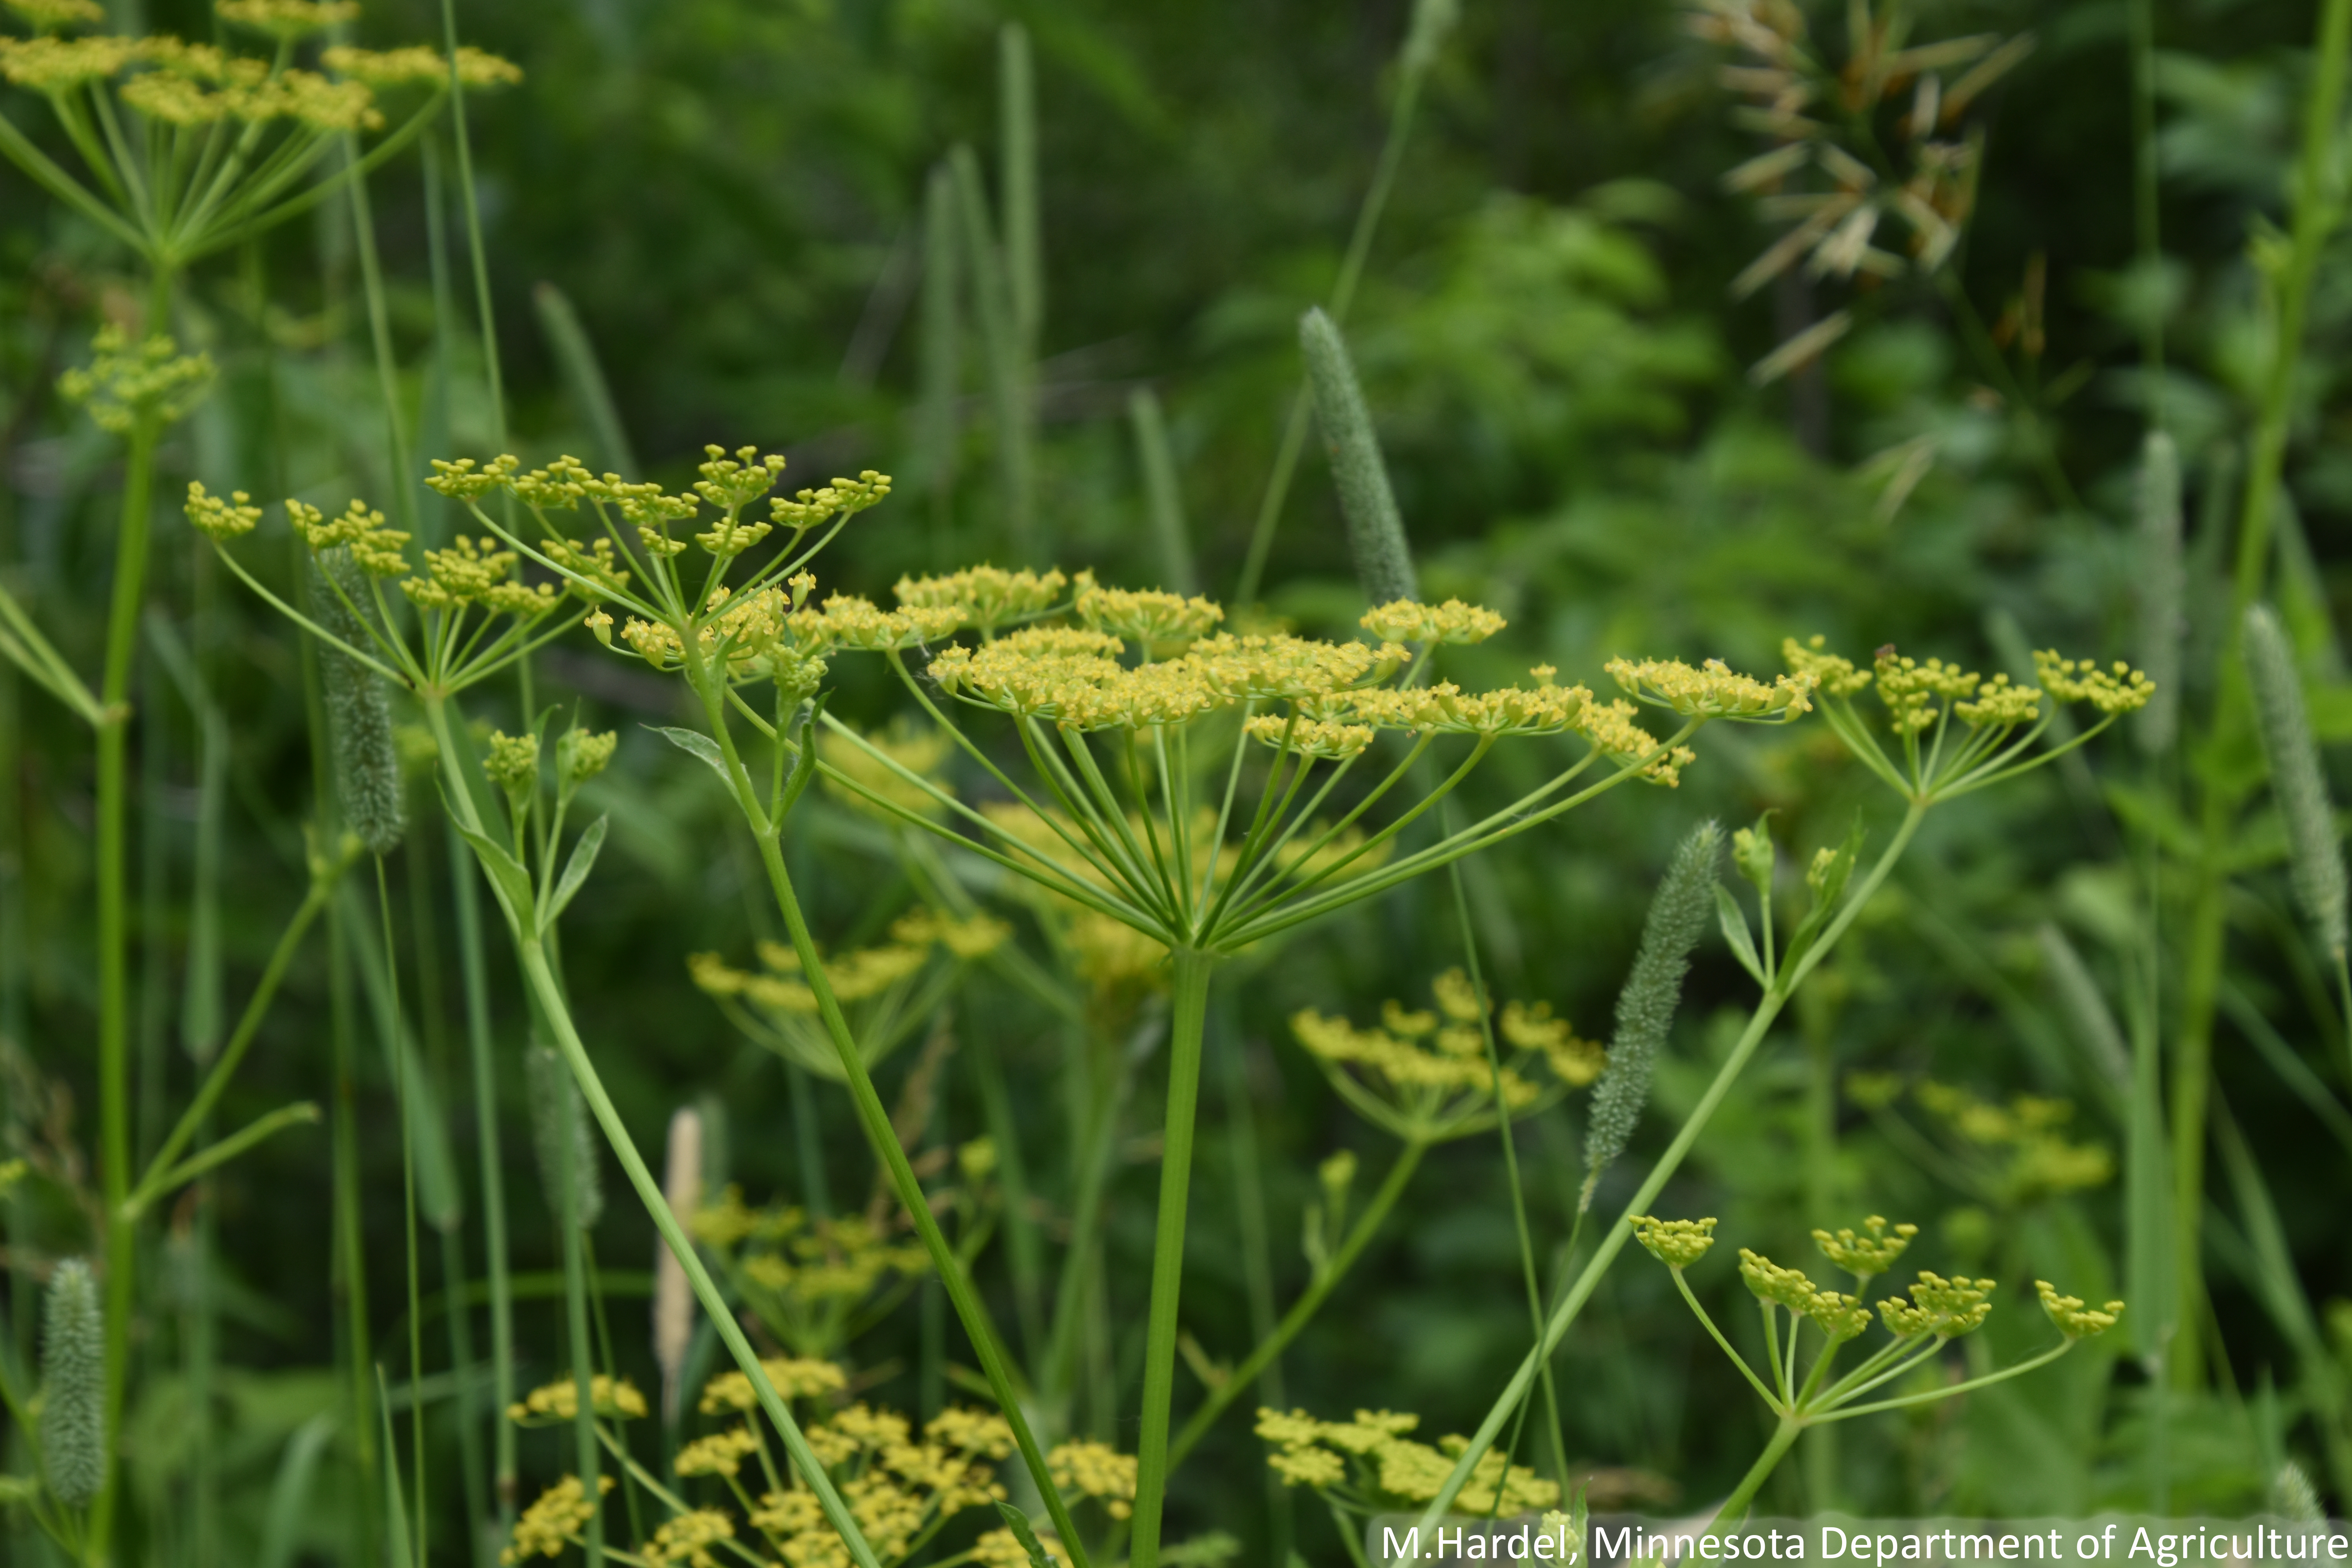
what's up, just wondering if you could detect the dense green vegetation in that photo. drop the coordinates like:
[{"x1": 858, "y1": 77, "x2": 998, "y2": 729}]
[{"x1": 0, "y1": 0, "x2": 2347, "y2": 1563}]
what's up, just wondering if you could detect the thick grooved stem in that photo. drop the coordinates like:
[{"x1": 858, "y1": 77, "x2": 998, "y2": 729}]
[{"x1": 1127, "y1": 947, "x2": 1216, "y2": 1568}]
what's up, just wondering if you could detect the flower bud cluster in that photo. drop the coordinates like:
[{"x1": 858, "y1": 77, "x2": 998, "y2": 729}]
[
  {"x1": 1877, "y1": 1270, "x2": 1996, "y2": 1339},
  {"x1": 1739, "y1": 1247, "x2": 1873, "y2": 1341},
  {"x1": 1631, "y1": 1214, "x2": 1718, "y2": 1269},
  {"x1": 1608, "y1": 656, "x2": 1818, "y2": 720},
  {"x1": 58, "y1": 327, "x2": 212, "y2": 433},
  {"x1": 182, "y1": 482, "x2": 261, "y2": 540},
  {"x1": 1812, "y1": 1214, "x2": 1918, "y2": 1276},
  {"x1": 2033, "y1": 650, "x2": 2158, "y2": 714},
  {"x1": 288, "y1": 498, "x2": 410, "y2": 577},
  {"x1": 1360, "y1": 597, "x2": 1506, "y2": 646},
  {"x1": 2035, "y1": 1280, "x2": 2125, "y2": 1339}
]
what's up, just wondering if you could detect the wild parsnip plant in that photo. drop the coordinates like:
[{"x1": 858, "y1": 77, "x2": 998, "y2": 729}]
[
  {"x1": 1413, "y1": 638, "x2": 2152, "y2": 1528},
  {"x1": 327, "y1": 435, "x2": 1818, "y2": 1568},
  {"x1": 9, "y1": 0, "x2": 2352, "y2": 1560},
  {"x1": 1630, "y1": 1214, "x2": 2122, "y2": 1526}
]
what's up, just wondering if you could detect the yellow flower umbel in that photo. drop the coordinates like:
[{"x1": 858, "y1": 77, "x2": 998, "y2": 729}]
[
  {"x1": 501, "y1": 1474, "x2": 615, "y2": 1564},
  {"x1": 1290, "y1": 967, "x2": 1604, "y2": 1144},
  {"x1": 688, "y1": 1189, "x2": 931, "y2": 1361},
  {"x1": 689, "y1": 907, "x2": 1007, "y2": 1083},
  {"x1": 1632, "y1": 1214, "x2": 2121, "y2": 1529},
  {"x1": 1785, "y1": 633, "x2": 2152, "y2": 805},
  {"x1": 0, "y1": 5, "x2": 517, "y2": 275},
  {"x1": 1852, "y1": 1080, "x2": 2115, "y2": 1210},
  {"x1": 1256, "y1": 1406, "x2": 1559, "y2": 1521}
]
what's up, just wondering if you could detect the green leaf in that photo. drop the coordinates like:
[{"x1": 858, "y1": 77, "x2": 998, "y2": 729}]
[
  {"x1": 444, "y1": 801, "x2": 535, "y2": 935},
  {"x1": 542, "y1": 815, "x2": 609, "y2": 935},
  {"x1": 778, "y1": 696, "x2": 829, "y2": 821},
  {"x1": 650, "y1": 724, "x2": 732, "y2": 788},
  {"x1": 1715, "y1": 884, "x2": 1767, "y2": 986},
  {"x1": 994, "y1": 1501, "x2": 1058, "y2": 1567}
]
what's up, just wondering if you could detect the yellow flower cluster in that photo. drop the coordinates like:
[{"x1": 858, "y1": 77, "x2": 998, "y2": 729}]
[
  {"x1": 894, "y1": 565, "x2": 1068, "y2": 632},
  {"x1": 1738, "y1": 1248, "x2": 1871, "y2": 1341},
  {"x1": 1631, "y1": 1214, "x2": 1717, "y2": 1269},
  {"x1": 736, "y1": 1403, "x2": 1014, "y2": 1565},
  {"x1": 1577, "y1": 695, "x2": 1697, "y2": 784},
  {"x1": 1243, "y1": 713, "x2": 1374, "y2": 760},
  {"x1": 1347, "y1": 676, "x2": 1592, "y2": 739},
  {"x1": 288, "y1": 497, "x2": 410, "y2": 577},
  {"x1": 1361, "y1": 598, "x2": 1507, "y2": 646},
  {"x1": 1293, "y1": 1006, "x2": 1534, "y2": 1104},
  {"x1": 2033, "y1": 650, "x2": 2158, "y2": 714},
  {"x1": 1290, "y1": 969, "x2": 1602, "y2": 1129},
  {"x1": 0, "y1": 31, "x2": 130, "y2": 85},
  {"x1": 690, "y1": 1193, "x2": 930, "y2": 1315},
  {"x1": 428, "y1": 452, "x2": 887, "y2": 549},
  {"x1": 1607, "y1": 656, "x2": 1817, "y2": 720},
  {"x1": 559, "y1": 728, "x2": 618, "y2": 787},
  {"x1": 1074, "y1": 572, "x2": 1224, "y2": 645},
  {"x1": 675, "y1": 1424, "x2": 761, "y2": 1478},
  {"x1": 1784, "y1": 635, "x2": 2155, "y2": 730},
  {"x1": 0, "y1": 34, "x2": 399, "y2": 127},
  {"x1": 690, "y1": 909, "x2": 1004, "y2": 1016},
  {"x1": 217, "y1": 1, "x2": 358, "y2": 38},
  {"x1": 972, "y1": 1528, "x2": 1067, "y2": 1568},
  {"x1": 2035, "y1": 1281, "x2": 2125, "y2": 1339},
  {"x1": 506, "y1": 1374, "x2": 649, "y2": 1425},
  {"x1": 484, "y1": 730, "x2": 539, "y2": 792},
  {"x1": 1811, "y1": 1215, "x2": 1917, "y2": 1277},
  {"x1": 5, "y1": 0, "x2": 103, "y2": 30},
  {"x1": 58, "y1": 327, "x2": 212, "y2": 434},
  {"x1": 822, "y1": 720, "x2": 955, "y2": 819},
  {"x1": 617, "y1": 583, "x2": 956, "y2": 684},
  {"x1": 644, "y1": 1509, "x2": 734, "y2": 1568},
  {"x1": 1256, "y1": 1406, "x2": 1559, "y2": 1515},
  {"x1": 501, "y1": 1475, "x2": 613, "y2": 1564},
  {"x1": 1499, "y1": 999, "x2": 1604, "y2": 1084},
  {"x1": 1877, "y1": 1272, "x2": 1996, "y2": 1339},
  {"x1": 694, "y1": 1354, "x2": 848, "y2": 1414},
  {"x1": 402, "y1": 535, "x2": 558, "y2": 617},
  {"x1": 1914, "y1": 1082, "x2": 2114, "y2": 1198},
  {"x1": 183, "y1": 482, "x2": 261, "y2": 540},
  {"x1": 1782, "y1": 634, "x2": 1873, "y2": 697},
  {"x1": 321, "y1": 42, "x2": 521, "y2": 86},
  {"x1": 1873, "y1": 650, "x2": 1984, "y2": 733},
  {"x1": 1048, "y1": 1439, "x2": 1139, "y2": 1519}
]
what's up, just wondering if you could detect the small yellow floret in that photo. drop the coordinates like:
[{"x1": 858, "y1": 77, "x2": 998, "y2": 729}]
[
  {"x1": 2036, "y1": 1280, "x2": 2125, "y2": 1339},
  {"x1": 184, "y1": 481, "x2": 261, "y2": 540},
  {"x1": 1632, "y1": 1214, "x2": 1717, "y2": 1269},
  {"x1": 1811, "y1": 1215, "x2": 1918, "y2": 1276}
]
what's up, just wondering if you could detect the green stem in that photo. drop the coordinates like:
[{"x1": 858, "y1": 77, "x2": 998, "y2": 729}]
[
  {"x1": 517, "y1": 938, "x2": 889, "y2": 1568},
  {"x1": 2170, "y1": 0, "x2": 2352, "y2": 1391},
  {"x1": 1451, "y1": 853, "x2": 1568, "y2": 1485},
  {"x1": 559, "y1": 1160, "x2": 604, "y2": 1566},
  {"x1": 1129, "y1": 946, "x2": 1217, "y2": 1568},
  {"x1": 450, "y1": 807, "x2": 518, "y2": 1527},
  {"x1": 135, "y1": 860, "x2": 342, "y2": 1200},
  {"x1": 1167, "y1": 1137, "x2": 1425, "y2": 1469},
  {"x1": 331, "y1": 898, "x2": 383, "y2": 1568},
  {"x1": 1705, "y1": 1417, "x2": 1803, "y2": 1530},
  {"x1": 91, "y1": 398, "x2": 161, "y2": 1564},
  {"x1": 690, "y1": 673, "x2": 1093, "y2": 1562},
  {"x1": 1412, "y1": 800, "x2": 1926, "y2": 1529}
]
